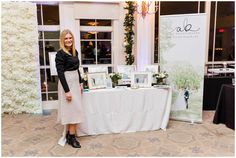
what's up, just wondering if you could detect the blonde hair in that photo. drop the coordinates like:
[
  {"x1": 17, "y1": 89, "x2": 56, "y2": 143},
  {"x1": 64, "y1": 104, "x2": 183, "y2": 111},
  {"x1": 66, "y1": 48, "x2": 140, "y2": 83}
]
[{"x1": 59, "y1": 29, "x2": 76, "y2": 56}]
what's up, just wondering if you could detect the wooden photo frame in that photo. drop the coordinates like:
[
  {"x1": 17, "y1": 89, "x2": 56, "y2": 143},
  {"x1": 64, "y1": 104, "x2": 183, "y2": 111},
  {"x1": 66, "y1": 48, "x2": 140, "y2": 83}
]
[
  {"x1": 131, "y1": 72, "x2": 152, "y2": 88},
  {"x1": 87, "y1": 72, "x2": 107, "y2": 90}
]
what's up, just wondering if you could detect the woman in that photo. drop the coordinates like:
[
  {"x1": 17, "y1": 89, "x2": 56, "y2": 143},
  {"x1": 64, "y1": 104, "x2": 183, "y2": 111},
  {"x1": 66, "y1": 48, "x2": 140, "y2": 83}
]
[{"x1": 55, "y1": 29, "x2": 84, "y2": 148}]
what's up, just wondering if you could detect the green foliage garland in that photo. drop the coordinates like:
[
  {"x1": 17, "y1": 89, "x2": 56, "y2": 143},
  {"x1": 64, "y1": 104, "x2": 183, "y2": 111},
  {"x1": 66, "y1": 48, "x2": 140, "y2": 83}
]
[{"x1": 123, "y1": 1, "x2": 135, "y2": 65}]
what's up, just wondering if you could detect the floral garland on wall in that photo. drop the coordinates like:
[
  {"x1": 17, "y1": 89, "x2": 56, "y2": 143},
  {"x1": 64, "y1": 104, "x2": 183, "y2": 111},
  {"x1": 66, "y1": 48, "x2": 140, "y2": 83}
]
[
  {"x1": 123, "y1": 1, "x2": 135, "y2": 65},
  {"x1": 2, "y1": 2, "x2": 42, "y2": 114}
]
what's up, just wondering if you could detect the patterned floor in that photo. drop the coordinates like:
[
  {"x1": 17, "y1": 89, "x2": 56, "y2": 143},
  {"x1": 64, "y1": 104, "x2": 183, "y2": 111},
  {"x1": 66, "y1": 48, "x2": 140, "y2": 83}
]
[{"x1": 2, "y1": 110, "x2": 234, "y2": 156}]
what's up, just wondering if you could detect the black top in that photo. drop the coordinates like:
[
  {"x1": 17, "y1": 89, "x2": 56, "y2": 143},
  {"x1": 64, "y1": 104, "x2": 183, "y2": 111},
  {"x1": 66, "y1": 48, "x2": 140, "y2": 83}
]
[{"x1": 55, "y1": 49, "x2": 82, "y2": 93}]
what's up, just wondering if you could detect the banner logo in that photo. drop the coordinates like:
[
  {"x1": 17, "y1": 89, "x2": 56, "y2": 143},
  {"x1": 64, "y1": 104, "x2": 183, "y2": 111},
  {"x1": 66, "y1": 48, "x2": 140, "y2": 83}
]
[
  {"x1": 168, "y1": 18, "x2": 201, "y2": 39},
  {"x1": 170, "y1": 18, "x2": 200, "y2": 33}
]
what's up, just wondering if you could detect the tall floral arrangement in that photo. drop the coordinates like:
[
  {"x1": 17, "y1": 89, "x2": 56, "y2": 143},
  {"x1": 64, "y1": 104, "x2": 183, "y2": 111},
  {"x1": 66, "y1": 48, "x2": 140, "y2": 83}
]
[
  {"x1": 2, "y1": 2, "x2": 41, "y2": 114},
  {"x1": 123, "y1": 1, "x2": 135, "y2": 65}
]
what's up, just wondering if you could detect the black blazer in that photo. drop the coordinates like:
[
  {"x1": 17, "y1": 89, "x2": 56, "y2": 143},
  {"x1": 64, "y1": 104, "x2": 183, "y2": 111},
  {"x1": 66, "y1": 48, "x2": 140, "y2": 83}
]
[{"x1": 55, "y1": 49, "x2": 82, "y2": 93}]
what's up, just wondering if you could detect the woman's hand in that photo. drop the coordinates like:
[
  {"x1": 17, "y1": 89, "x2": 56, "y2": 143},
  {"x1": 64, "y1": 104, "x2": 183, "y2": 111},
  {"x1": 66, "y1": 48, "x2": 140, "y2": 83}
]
[
  {"x1": 80, "y1": 83, "x2": 84, "y2": 94},
  {"x1": 65, "y1": 92, "x2": 72, "y2": 102}
]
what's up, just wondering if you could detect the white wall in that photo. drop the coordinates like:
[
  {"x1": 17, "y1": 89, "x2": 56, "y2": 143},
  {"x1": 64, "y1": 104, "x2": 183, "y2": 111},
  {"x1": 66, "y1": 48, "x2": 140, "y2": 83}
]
[
  {"x1": 59, "y1": 3, "x2": 78, "y2": 50},
  {"x1": 74, "y1": 2, "x2": 120, "y2": 19}
]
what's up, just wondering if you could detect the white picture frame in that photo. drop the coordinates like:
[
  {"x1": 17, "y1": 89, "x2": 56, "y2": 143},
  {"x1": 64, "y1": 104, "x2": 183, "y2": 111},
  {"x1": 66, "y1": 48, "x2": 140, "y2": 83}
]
[
  {"x1": 144, "y1": 65, "x2": 159, "y2": 73},
  {"x1": 87, "y1": 72, "x2": 107, "y2": 90},
  {"x1": 144, "y1": 65, "x2": 159, "y2": 83},
  {"x1": 131, "y1": 72, "x2": 152, "y2": 88},
  {"x1": 79, "y1": 66, "x2": 84, "y2": 75},
  {"x1": 117, "y1": 65, "x2": 136, "y2": 83},
  {"x1": 49, "y1": 52, "x2": 57, "y2": 76},
  {"x1": 88, "y1": 66, "x2": 108, "y2": 74}
]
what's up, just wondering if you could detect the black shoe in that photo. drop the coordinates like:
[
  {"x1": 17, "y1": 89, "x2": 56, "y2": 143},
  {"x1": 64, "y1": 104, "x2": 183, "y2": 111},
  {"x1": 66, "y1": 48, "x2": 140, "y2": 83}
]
[
  {"x1": 66, "y1": 131, "x2": 69, "y2": 140},
  {"x1": 67, "y1": 134, "x2": 81, "y2": 148}
]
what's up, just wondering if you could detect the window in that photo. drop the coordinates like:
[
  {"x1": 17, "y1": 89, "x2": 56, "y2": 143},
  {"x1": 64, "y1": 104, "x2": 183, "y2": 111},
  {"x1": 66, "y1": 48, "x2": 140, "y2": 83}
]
[
  {"x1": 160, "y1": 1, "x2": 199, "y2": 15},
  {"x1": 37, "y1": 4, "x2": 59, "y2": 25},
  {"x1": 37, "y1": 3, "x2": 60, "y2": 101},
  {"x1": 208, "y1": 1, "x2": 235, "y2": 62},
  {"x1": 80, "y1": 19, "x2": 112, "y2": 65},
  {"x1": 154, "y1": 1, "x2": 160, "y2": 63}
]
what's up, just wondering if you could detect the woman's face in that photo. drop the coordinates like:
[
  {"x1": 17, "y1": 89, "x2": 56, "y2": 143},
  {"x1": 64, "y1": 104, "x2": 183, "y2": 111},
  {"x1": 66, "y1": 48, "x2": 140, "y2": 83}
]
[{"x1": 64, "y1": 33, "x2": 73, "y2": 48}]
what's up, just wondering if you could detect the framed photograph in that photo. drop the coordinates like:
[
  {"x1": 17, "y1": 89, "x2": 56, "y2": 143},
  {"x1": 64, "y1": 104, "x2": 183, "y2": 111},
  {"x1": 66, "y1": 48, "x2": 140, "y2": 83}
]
[
  {"x1": 144, "y1": 65, "x2": 159, "y2": 83},
  {"x1": 117, "y1": 65, "x2": 136, "y2": 80},
  {"x1": 79, "y1": 66, "x2": 84, "y2": 75},
  {"x1": 144, "y1": 65, "x2": 159, "y2": 73},
  {"x1": 88, "y1": 66, "x2": 108, "y2": 74},
  {"x1": 131, "y1": 72, "x2": 152, "y2": 88},
  {"x1": 87, "y1": 72, "x2": 107, "y2": 90}
]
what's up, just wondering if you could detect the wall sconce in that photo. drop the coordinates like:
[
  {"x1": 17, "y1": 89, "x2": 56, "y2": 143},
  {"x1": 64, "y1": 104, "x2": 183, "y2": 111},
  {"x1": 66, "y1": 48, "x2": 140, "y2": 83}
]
[{"x1": 135, "y1": 1, "x2": 159, "y2": 18}]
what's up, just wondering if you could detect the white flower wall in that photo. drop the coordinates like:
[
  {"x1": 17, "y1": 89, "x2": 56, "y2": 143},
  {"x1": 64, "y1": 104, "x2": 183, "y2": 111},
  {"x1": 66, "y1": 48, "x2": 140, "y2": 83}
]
[{"x1": 2, "y1": 2, "x2": 42, "y2": 114}]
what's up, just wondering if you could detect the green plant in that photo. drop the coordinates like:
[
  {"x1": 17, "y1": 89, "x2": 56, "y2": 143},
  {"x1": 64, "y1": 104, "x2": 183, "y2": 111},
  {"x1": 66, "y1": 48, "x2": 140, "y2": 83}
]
[
  {"x1": 123, "y1": 1, "x2": 135, "y2": 65},
  {"x1": 109, "y1": 73, "x2": 122, "y2": 85}
]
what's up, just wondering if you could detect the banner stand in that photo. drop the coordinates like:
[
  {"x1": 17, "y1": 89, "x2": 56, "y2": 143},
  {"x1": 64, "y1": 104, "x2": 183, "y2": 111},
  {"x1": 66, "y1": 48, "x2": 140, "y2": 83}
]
[{"x1": 160, "y1": 13, "x2": 207, "y2": 123}]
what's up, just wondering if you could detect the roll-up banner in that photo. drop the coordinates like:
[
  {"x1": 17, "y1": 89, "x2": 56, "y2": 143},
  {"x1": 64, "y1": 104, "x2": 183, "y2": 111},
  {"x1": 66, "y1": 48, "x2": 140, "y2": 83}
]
[{"x1": 160, "y1": 14, "x2": 207, "y2": 123}]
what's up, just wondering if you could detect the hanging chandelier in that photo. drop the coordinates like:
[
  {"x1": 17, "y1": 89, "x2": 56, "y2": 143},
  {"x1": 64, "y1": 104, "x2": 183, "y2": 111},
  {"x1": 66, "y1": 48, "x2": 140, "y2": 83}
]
[{"x1": 135, "y1": 1, "x2": 159, "y2": 18}]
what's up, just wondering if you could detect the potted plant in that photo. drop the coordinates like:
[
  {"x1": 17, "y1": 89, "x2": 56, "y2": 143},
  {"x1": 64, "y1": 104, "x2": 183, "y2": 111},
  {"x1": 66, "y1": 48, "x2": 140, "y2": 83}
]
[
  {"x1": 109, "y1": 73, "x2": 122, "y2": 87},
  {"x1": 81, "y1": 73, "x2": 88, "y2": 89},
  {"x1": 153, "y1": 71, "x2": 168, "y2": 85}
]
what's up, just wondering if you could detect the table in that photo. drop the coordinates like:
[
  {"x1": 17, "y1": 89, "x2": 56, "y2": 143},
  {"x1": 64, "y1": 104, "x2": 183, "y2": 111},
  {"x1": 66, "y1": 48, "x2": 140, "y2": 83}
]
[
  {"x1": 213, "y1": 84, "x2": 235, "y2": 130},
  {"x1": 203, "y1": 76, "x2": 234, "y2": 110},
  {"x1": 208, "y1": 68, "x2": 235, "y2": 74},
  {"x1": 79, "y1": 87, "x2": 172, "y2": 135},
  {"x1": 58, "y1": 87, "x2": 172, "y2": 146},
  {"x1": 228, "y1": 64, "x2": 235, "y2": 69}
]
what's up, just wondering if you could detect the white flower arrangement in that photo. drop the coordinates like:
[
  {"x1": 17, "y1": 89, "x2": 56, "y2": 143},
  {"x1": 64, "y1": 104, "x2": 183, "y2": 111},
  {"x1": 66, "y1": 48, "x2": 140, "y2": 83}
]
[
  {"x1": 81, "y1": 73, "x2": 88, "y2": 81},
  {"x1": 153, "y1": 71, "x2": 169, "y2": 85},
  {"x1": 81, "y1": 73, "x2": 89, "y2": 89},
  {"x1": 153, "y1": 71, "x2": 168, "y2": 79},
  {"x1": 2, "y1": 2, "x2": 41, "y2": 114}
]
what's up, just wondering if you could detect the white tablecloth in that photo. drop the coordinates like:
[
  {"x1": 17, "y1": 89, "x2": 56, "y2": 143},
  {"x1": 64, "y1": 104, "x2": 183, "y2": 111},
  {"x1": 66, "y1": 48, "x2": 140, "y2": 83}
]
[
  {"x1": 58, "y1": 87, "x2": 172, "y2": 146},
  {"x1": 208, "y1": 68, "x2": 235, "y2": 74}
]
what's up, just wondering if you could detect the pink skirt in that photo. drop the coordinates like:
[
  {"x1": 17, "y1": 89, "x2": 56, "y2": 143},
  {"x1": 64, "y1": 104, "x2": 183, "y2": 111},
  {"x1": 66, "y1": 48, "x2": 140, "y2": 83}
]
[{"x1": 57, "y1": 70, "x2": 84, "y2": 125}]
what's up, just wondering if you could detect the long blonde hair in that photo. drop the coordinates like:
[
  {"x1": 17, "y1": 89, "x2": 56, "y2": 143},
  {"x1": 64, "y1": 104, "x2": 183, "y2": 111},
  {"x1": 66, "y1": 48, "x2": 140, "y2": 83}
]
[{"x1": 59, "y1": 29, "x2": 76, "y2": 56}]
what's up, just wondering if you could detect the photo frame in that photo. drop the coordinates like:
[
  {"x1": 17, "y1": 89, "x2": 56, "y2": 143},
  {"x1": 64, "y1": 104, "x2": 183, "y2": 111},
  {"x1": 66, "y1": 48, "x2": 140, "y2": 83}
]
[
  {"x1": 88, "y1": 66, "x2": 108, "y2": 74},
  {"x1": 144, "y1": 65, "x2": 159, "y2": 73},
  {"x1": 144, "y1": 65, "x2": 159, "y2": 83},
  {"x1": 131, "y1": 72, "x2": 152, "y2": 88},
  {"x1": 79, "y1": 66, "x2": 85, "y2": 76},
  {"x1": 117, "y1": 65, "x2": 136, "y2": 83},
  {"x1": 87, "y1": 72, "x2": 107, "y2": 90}
]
